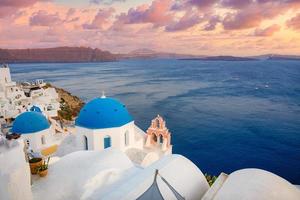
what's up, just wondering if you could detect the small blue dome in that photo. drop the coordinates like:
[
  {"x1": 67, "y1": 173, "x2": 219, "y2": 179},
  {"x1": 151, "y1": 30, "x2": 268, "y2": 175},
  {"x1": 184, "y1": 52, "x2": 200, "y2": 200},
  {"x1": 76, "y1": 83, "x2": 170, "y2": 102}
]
[
  {"x1": 30, "y1": 105, "x2": 42, "y2": 113},
  {"x1": 75, "y1": 97, "x2": 133, "y2": 129},
  {"x1": 12, "y1": 112, "x2": 50, "y2": 134}
]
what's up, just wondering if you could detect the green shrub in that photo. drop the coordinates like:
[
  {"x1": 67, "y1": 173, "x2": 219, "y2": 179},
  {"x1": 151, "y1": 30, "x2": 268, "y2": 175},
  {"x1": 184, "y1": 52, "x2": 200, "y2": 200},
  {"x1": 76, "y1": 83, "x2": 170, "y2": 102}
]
[{"x1": 205, "y1": 173, "x2": 218, "y2": 186}]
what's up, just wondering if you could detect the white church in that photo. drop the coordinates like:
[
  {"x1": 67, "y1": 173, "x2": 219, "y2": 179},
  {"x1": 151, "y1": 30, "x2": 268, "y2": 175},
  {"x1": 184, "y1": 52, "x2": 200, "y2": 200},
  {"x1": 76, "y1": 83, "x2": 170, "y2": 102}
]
[{"x1": 0, "y1": 84, "x2": 299, "y2": 199}]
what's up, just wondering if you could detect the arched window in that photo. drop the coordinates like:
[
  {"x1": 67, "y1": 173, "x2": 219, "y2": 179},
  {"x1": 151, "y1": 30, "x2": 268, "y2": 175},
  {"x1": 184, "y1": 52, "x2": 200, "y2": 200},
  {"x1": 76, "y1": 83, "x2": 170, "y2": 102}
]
[
  {"x1": 41, "y1": 136, "x2": 46, "y2": 145},
  {"x1": 159, "y1": 135, "x2": 163, "y2": 144},
  {"x1": 125, "y1": 131, "x2": 129, "y2": 146},
  {"x1": 104, "y1": 135, "x2": 111, "y2": 149},
  {"x1": 152, "y1": 134, "x2": 157, "y2": 143},
  {"x1": 83, "y1": 135, "x2": 88, "y2": 150}
]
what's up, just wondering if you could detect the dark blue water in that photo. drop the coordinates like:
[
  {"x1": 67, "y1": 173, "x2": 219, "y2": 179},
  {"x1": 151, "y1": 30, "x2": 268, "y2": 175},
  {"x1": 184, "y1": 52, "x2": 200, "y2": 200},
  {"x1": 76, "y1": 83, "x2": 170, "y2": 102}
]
[{"x1": 9, "y1": 59, "x2": 300, "y2": 184}]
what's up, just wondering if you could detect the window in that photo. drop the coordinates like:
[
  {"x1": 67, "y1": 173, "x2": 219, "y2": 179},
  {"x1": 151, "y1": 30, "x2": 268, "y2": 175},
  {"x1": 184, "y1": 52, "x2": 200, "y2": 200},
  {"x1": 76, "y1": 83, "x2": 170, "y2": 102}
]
[
  {"x1": 125, "y1": 131, "x2": 129, "y2": 146},
  {"x1": 26, "y1": 139, "x2": 30, "y2": 146},
  {"x1": 104, "y1": 135, "x2": 111, "y2": 149},
  {"x1": 41, "y1": 136, "x2": 46, "y2": 145},
  {"x1": 83, "y1": 135, "x2": 88, "y2": 150},
  {"x1": 159, "y1": 135, "x2": 163, "y2": 144}
]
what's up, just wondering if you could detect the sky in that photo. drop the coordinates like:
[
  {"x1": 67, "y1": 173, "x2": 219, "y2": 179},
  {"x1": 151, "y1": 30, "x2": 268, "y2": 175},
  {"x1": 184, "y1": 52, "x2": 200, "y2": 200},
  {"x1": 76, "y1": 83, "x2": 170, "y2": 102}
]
[{"x1": 0, "y1": 0, "x2": 299, "y2": 56}]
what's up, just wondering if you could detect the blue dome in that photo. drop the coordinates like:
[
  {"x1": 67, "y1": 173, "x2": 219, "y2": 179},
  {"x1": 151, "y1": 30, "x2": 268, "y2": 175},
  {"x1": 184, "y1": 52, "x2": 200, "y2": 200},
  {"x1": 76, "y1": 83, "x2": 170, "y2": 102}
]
[
  {"x1": 12, "y1": 112, "x2": 50, "y2": 134},
  {"x1": 30, "y1": 105, "x2": 42, "y2": 113},
  {"x1": 75, "y1": 97, "x2": 133, "y2": 129}
]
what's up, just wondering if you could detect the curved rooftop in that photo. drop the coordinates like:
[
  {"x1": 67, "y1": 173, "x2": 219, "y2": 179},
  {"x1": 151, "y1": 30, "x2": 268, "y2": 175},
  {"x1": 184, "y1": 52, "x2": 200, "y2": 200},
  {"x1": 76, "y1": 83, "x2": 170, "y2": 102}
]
[
  {"x1": 213, "y1": 168, "x2": 300, "y2": 200},
  {"x1": 12, "y1": 111, "x2": 50, "y2": 134},
  {"x1": 75, "y1": 97, "x2": 133, "y2": 129}
]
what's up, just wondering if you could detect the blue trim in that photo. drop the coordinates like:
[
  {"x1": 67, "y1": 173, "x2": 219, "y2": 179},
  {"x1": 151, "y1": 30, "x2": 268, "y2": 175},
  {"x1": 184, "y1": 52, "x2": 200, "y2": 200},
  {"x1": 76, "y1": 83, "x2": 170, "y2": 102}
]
[
  {"x1": 12, "y1": 112, "x2": 50, "y2": 134},
  {"x1": 75, "y1": 97, "x2": 133, "y2": 129}
]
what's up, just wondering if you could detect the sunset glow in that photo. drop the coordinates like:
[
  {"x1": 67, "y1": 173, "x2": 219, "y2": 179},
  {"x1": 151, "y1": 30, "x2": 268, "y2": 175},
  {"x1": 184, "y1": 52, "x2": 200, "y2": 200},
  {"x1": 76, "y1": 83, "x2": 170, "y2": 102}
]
[{"x1": 0, "y1": 0, "x2": 300, "y2": 55}]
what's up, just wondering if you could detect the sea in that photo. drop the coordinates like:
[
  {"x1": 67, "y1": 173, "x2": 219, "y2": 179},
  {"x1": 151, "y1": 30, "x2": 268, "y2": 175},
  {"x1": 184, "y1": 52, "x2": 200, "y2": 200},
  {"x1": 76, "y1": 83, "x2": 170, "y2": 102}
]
[{"x1": 9, "y1": 59, "x2": 300, "y2": 184}]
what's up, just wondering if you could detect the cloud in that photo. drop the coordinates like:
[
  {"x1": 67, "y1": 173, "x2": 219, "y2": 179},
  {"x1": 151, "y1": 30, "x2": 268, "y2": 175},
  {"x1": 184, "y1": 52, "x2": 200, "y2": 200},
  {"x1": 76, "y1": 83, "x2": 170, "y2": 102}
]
[
  {"x1": 82, "y1": 8, "x2": 115, "y2": 30},
  {"x1": 0, "y1": 0, "x2": 48, "y2": 18},
  {"x1": 188, "y1": 0, "x2": 218, "y2": 9},
  {"x1": 171, "y1": 0, "x2": 218, "y2": 11},
  {"x1": 90, "y1": 0, "x2": 125, "y2": 5},
  {"x1": 0, "y1": 0, "x2": 43, "y2": 7},
  {"x1": 165, "y1": 11, "x2": 203, "y2": 32},
  {"x1": 203, "y1": 15, "x2": 220, "y2": 31},
  {"x1": 222, "y1": 11, "x2": 262, "y2": 30},
  {"x1": 29, "y1": 10, "x2": 62, "y2": 26},
  {"x1": 286, "y1": 13, "x2": 300, "y2": 30},
  {"x1": 115, "y1": 0, "x2": 174, "y2": 27},
  {"x1": 220, "y1": 0, "x2": 252, "y2": 9},
  {"x1": 254, "y1": 24, "x2": 281, "y2": 36}
]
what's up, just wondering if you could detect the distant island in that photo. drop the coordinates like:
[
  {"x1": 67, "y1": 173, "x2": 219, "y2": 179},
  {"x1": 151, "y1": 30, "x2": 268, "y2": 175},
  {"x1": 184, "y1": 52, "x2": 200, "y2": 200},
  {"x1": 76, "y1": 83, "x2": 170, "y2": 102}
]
[
  {"x1": 179, "y1": 56, "x2": 258, "y2": 61},
  {"x1": 0, "y1": 47, "x2": 117, "y2": 63},
  {"x1": 117, "y1": 48, "x2": 201, "y2": 59},
  {"x1": 0, "y1": 47, "x2": 299, "y2": 63}
]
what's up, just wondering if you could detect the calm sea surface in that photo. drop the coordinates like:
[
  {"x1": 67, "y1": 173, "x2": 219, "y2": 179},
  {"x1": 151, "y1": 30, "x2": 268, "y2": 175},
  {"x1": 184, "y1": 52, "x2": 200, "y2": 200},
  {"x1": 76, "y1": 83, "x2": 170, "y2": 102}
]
[{"x1": 9, "y1": 59, "x2": 300, "y2": 184}]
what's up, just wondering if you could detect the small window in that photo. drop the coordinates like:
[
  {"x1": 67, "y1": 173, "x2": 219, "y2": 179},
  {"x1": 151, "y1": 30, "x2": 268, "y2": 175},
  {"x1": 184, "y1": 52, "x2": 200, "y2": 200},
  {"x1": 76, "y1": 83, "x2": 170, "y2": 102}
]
[
  {"x1": 159, "y1": 135, "x2": 163, "y2": 144},
  {"x1": 104, "y1": 135, "x2": 111, "y2": 149},
  {"x1": 41, "y1": 136, "x2": 46, "y2": 145},
  {"x1": 83, "y1": 135, "x2": 88, "y2": 150},
  {"x1": 26, "y1": 140, "x2": 30, "y2": 146},
  {"x1": 125, "y1": 131, "x2": 129, "y2": 146}
]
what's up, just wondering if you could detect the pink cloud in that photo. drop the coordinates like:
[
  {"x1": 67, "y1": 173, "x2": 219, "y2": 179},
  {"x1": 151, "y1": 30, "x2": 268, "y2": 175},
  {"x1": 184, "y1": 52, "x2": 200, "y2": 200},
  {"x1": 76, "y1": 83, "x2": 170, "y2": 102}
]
[
  {"x1": 115, "y1": 0, "x2": 174, "y2": 27},
  {"x1": 0, "y1": 0, "x2": 48, "y2": 18},
  {"x1": 29, "y1": 10, "x2": 62, "y2": 26},
  {"x1": 90, "y1": 0, "x2": 125, "y2": 5},
  {"x1": 82, "y1": 8, "x2": 115, "y2": 30},
  {"x1": 0, "y1": 0, "x2": 43, "y2": 7},
  {"x1": 165, "y1": 11, "x2": 203, "y2": 32},
  {"x1": 220, "y1": 0, "x2": 252, "y2": 9},
  {"x1": 222, "y1": 10, "x2": 263, "y2": 30},
  {"x1": 286, "y1": 13, "x2": 300, "y2": 30},
  {"x1": 221, "y1": 1, "x2": 298, "y2": 30},
  {"x1": 254, "y1": 24, "x2": 281, "y2": 36},
  {"x1": 188, "y1": 0, "x2": 218, "y2": 8},
  {"x1": 203, "y1": 15, "x2": 220, "y2": 31}
]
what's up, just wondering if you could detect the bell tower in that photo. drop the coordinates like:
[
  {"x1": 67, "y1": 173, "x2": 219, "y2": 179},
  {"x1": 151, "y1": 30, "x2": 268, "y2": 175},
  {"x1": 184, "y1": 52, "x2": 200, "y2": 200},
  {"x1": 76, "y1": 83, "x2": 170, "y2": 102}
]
[{"x1": 145, "y1": 115, "x2": 171, "y2": 151}]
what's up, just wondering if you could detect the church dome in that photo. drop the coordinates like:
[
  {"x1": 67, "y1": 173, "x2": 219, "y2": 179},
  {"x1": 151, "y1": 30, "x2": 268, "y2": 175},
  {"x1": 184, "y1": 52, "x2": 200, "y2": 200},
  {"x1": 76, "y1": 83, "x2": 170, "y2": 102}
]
[
  {"x1": 30, "y1": 105, "x2": 42, "y2": 113},
  {"x1": 75, "y1": 97, "x2": 133, "y2": 129},
  {"x1": 12, "y1": 112, "x2": 50, "y2": 134}
]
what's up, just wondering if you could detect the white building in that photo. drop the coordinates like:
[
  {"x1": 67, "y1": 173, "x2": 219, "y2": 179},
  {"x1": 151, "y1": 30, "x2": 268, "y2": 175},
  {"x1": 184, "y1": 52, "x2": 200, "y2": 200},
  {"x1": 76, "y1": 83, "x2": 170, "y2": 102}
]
[
  {"x1": 74, "y1": 95, "x2": 172, "y2": 166},
  {"x1": 0, "y1": 139, "x2": 32, "y2": 200},
  {"x1": 11, "y1": 111, "x2": 61, "y2": 155},
  {"x1": 0, "y1": 64, "x2": 60, "y2": 120}
]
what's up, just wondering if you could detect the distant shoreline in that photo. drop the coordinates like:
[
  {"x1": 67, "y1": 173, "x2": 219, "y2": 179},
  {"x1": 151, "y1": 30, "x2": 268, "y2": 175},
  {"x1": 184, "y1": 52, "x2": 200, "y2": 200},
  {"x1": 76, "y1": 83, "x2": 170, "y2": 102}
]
[
  {"x1": 179, "y1": 56, "x2": 258, "y2": 61},
  {"x1": 1, "y1": 46, "x2": 300, "y2": 63}
]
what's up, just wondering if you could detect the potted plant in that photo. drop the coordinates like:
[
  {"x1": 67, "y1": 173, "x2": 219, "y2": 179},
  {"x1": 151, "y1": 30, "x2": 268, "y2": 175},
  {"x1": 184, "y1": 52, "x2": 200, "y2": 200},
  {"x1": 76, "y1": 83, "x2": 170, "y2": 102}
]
[
  {"x1": 37, "y1": 157, "x2": 50, "y2": 177},
  {"x1": 29, "y1": 157, "x2": 43, "y2": 174}
]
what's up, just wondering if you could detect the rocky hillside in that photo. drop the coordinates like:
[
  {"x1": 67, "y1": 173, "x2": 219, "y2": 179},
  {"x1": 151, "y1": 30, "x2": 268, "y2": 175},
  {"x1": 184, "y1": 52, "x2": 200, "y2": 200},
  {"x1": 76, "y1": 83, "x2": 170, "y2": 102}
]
[
  {"x1": 44, "y1": 84, "x2": 84, "y2": 121},
  {"x1": 0, "y1": 47, "x2": 117, "y2": 63}
]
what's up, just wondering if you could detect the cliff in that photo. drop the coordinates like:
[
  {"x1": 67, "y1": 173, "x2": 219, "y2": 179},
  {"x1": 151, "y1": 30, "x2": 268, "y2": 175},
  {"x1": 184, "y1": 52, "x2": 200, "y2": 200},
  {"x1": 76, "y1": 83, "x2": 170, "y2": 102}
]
[
  {"x1": 0, "y1": 47, "x2": 117, "y2": 63},
  {"x1": 44, "y1": 84, "x2": 84, "y2": 121}
]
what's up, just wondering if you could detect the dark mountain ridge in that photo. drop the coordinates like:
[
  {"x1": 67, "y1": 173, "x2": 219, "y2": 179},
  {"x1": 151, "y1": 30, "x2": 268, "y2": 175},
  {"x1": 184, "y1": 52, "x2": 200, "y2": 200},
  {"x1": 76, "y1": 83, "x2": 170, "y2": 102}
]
[
  {"x1": 0, "y1": 47, "x2": 117, "y2": 63},
  {"x1": 0, "y1": 47, "x2": 299, "y2": 63}
]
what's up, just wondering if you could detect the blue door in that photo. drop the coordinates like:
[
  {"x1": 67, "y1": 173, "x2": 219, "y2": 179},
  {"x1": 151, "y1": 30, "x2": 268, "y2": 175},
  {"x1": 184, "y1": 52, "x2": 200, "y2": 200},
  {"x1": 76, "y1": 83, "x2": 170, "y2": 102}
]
[{"x1": 104, "y1": 136, "x2": 111, "y2": 149}]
